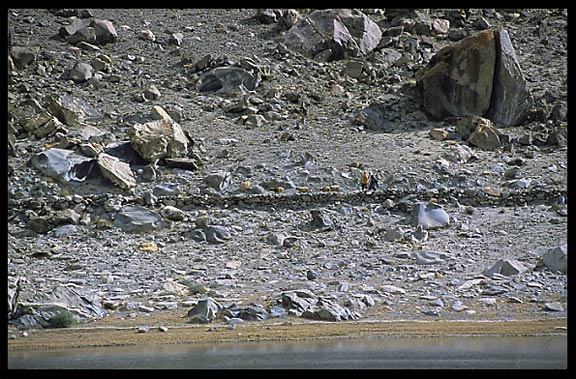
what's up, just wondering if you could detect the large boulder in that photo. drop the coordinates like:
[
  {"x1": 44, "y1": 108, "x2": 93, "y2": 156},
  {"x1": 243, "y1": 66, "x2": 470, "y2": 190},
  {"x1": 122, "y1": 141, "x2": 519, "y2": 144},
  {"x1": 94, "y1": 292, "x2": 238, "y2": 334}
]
[
  {"x1": 281, "y1": 9, "x2": 382, "y2": 62},
  {"x1": 416, "y1": 27, "x2": 531, "y2": 127}
]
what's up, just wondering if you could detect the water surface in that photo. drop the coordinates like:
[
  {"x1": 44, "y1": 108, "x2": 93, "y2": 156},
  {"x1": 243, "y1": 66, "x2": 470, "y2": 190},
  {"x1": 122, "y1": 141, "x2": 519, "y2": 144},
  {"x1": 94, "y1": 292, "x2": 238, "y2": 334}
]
[{"x1": 8, "y1": 335, "x2": 568, "y2": 369}]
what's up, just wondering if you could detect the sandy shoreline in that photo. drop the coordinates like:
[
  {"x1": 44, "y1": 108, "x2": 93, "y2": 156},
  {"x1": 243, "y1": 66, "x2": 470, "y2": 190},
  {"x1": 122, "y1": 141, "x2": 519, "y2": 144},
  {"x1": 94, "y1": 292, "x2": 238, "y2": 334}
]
[{"x1": 7, "y1": 312, "x2": 568, "y2": 352}]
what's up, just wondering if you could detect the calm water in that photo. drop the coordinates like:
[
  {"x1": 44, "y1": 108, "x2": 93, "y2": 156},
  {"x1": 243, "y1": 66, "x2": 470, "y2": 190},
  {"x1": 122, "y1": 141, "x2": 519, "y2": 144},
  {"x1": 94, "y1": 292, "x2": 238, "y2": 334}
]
[{"x1": 8, "y1": 335, "x2": 568, "y2": 369}]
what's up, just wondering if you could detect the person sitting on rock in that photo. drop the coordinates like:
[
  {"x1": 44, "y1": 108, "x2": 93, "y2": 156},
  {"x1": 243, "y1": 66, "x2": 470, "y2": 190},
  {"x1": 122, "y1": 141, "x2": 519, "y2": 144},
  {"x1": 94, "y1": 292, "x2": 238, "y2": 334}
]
[
  {"x1": 368, "y1": 172, "x2": 379, "y2": 192},
  {"x1": 360, "y1": 170, "x2": 370, "y2": 191}
]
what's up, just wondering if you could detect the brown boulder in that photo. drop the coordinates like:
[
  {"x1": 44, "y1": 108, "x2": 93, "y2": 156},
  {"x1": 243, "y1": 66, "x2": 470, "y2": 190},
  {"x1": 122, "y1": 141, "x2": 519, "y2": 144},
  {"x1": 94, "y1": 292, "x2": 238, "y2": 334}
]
[{"x1": 417, "y1": 27, "x2": 531, "y2": 127}]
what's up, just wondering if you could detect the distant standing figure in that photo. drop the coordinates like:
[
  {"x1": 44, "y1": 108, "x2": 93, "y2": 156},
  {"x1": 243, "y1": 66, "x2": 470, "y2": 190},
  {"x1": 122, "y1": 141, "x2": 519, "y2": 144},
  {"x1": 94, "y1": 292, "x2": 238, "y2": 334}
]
[
  {"x1": 368, "y1": 172, "x2": 379, "y2": 192},
  {"x1": 361, "y1": 170, "x2": 370, "y2": 191}
]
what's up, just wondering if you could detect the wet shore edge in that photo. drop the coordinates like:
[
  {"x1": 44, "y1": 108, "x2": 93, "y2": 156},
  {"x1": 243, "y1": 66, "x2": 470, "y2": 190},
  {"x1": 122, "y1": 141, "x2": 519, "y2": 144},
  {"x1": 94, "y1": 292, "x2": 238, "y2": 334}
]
[{"x1": 7, "y1": 315, "x2": 568, "y2": 352}]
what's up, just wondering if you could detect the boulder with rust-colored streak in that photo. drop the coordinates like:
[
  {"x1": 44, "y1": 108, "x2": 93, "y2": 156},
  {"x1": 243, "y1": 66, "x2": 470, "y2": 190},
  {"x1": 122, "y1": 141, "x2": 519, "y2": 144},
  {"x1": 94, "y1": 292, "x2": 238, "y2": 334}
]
[
  {"x1": 417, "y1": 28, "x2": 496, "y2": 121},
  {"x1": 417, "y1": 27, "x2": 531, "y2": 127}
]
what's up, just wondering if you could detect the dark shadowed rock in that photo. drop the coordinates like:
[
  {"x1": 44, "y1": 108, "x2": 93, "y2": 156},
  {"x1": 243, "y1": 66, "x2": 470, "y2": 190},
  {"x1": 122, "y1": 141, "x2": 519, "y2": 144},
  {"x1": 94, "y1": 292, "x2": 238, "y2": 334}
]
[
  {"x1": 310, "y1": 209, "x2": 333, "y2": 229},
  {"x1": 224, "y1": 303, "x2": 269, "y2": 321},
  {"x1": 487, "y1": 28, "x2": 533, "y2": 127}
]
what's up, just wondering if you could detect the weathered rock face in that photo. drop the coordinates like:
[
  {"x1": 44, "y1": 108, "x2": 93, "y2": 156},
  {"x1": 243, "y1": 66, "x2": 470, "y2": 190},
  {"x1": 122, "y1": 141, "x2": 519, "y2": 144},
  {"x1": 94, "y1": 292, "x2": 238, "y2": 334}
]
[
  {"x1": 30, "y1": 148, "x2": 95, "y2": 182},
  {"x1": 198, "y1": 67, "x2": 260, "y2": 95},
  {"x1": 97, "y1": 152, "x2": 137, "y2": 189},
  {"x1": 487, "y1": 28, "x2": 533, "y2": 126},
  {"x1": 417, "y1": 27, "x2": 531, "y2": 127},
  {"x1": 10, "y1": 284, "x2": 106, "y2": 329},
  {"x1": 535, "y1": 244, "x2": 567, "y2": 274},
  {"x1": 281, "y1": 9, "x2": 382, "y2": 62},
  {"x1": 127, "y1": 119, "x2": 189, "y2": 162}
]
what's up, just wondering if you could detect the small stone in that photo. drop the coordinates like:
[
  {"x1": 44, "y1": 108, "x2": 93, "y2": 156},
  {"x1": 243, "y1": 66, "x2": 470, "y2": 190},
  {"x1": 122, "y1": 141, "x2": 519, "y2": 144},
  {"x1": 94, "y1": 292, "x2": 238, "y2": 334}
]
[
  {"x1": 306, "y1": 270, "x2": 318, "y2": 280},
  {"x1": 137, "y1": 326, "x2": 150, "y2": 333},
  {"x1": 544, "y1": 302, "x2": 564, "y2": 312}
]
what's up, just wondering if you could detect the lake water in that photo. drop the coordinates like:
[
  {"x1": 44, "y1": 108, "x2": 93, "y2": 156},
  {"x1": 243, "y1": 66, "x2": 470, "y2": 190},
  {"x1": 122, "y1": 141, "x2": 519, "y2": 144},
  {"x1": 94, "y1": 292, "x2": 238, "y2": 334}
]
[{"x1": 8, "y1": 335, "x2": 568, "y2": 369}]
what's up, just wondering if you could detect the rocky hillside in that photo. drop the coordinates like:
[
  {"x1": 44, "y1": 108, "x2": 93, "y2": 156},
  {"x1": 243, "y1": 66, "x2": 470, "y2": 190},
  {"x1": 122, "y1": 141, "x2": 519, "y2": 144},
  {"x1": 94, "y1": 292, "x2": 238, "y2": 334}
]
[{"x1": 7, "y1": 8, "x2": 567, "y2": 330}]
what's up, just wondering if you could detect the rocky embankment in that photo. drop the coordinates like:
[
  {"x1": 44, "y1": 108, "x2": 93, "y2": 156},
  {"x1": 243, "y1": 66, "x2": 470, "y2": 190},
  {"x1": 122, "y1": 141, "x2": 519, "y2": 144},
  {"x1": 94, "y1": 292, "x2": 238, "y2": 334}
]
[{"x1": 7, "y1": 8, "x2": 567, "y2": 335}]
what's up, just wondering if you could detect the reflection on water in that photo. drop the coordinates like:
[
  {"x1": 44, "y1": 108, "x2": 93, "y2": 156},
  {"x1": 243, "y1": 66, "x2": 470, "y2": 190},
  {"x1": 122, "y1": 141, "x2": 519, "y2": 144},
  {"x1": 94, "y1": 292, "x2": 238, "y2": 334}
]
[{"x1": 8, "y1": 336, "x2": 567, "y2": 369}]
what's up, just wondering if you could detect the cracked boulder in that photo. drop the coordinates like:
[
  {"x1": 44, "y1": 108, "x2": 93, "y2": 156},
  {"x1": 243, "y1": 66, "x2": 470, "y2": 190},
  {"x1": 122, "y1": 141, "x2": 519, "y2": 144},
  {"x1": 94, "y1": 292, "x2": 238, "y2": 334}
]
[
  {"x1": 127, "y1": 119, "x2": 189, "y2": 162},
  {"x1": 416, "y1": 27, "x2": 532, "y2": 127},
  {"x1": 281, "y1": 9, "x2": 382, "y2": 62}
]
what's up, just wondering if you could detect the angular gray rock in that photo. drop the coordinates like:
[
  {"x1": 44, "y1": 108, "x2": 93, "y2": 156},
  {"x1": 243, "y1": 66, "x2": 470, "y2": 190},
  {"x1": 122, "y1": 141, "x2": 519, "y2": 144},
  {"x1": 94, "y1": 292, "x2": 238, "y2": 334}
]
[
  {"x1": 544, "y1": 302, "x2": 564, "y2": 312},
  {"x1": 417, "y1": 27, "x2": 531, "y2": 127},
  {"x1": 535, "y1": 243, "x2": 567, "y2": 274},
  {"x1": 302, "y1": 297, "x2": 360, "y2": 321},
  {"x1": 9, "y1": 284, "x2": 105, "y2": 329},
  {"x1": 186, "y1": 297, "x2": 223, "y2": 323},
  {"x1": 198, "y1": 66, "x2": 260, "y2": 95},
  {"x1": 310, "y1": 209, "x2": 333, "y2": 229},
  {"x1": 224, "y1": 303, "x2": 269, "y2": 321},
  {"x1": 114, "y1": 206, "x2": 167, "y2": 233},
  {"x1": 487, "y1": 28, "x2": 533, "y2": 127},
  {"x1": 483, "y1": 258, "x2": 529, "y2": 277},
  {"x1": 466, "y1": 116, "x2": 502, "y2": 151},
  {"x1": 30, "y1": 148, "x2": 95, "y2": 182},
  {"x1": 281, "y1": 9, "x2": 382, "y2": 62},
  {"x1": 412, "y1": 202, "x2": 450, "y2": 229},
  {"x1": 153, "y1": 183, "x2": 180, "y2": 196},
  {"x1": 69, "y1": 62, "x2": 94, "y2": 83},
  {"x1": 97, "y1": 152, "x2": 137, "y2": 189},
  {"x1": 204, "y1": 171, "x2": 231, "y2": 192},
  {"x1": 127, "y1": 119, "x2": 189, "y2": 162},
  {"x1": 10, "y1": 46, "x2": 36, "y2": 68},
  {"x1": 45, "y1": 94, "x2": 103, "y2": 126},
  {"x1": 414, "y1": 250, "x2": 449, "y2": 265},
  {"x1": 91, "y1": 19, "x2": 118, "y2": 45}
]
